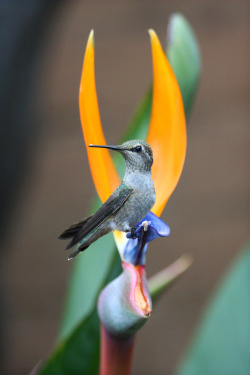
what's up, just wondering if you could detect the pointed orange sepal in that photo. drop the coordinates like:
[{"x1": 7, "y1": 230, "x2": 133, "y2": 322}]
[
  {"x1": 147, "y1": 30, "x2": 187, "y2": 216},
  {"x1": 79, "y1": 30, "x2": 120, "y2": 202}
]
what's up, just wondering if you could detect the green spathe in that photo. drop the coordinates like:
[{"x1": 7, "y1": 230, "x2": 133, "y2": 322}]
[
  {"x1": 98, "y1": 262, "x2": 151, "y2": 339},
  {"x1": 167, "y1": 13, "x2": 201, "y2": 117}
]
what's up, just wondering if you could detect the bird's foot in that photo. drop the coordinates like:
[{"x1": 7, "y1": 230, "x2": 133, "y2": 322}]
[{"x1": 130, "y1": 227, "x2": 138, "y2": 239}]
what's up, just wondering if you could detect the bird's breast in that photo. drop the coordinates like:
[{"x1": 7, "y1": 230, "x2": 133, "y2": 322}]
[{"x1": 113, "y1": 172, "x2": 156, "y2": 231}]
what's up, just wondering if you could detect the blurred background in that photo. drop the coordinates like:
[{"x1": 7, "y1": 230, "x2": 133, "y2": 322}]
[{"x1": 2, "y1": 1, "x2": 249, "y2": 374}]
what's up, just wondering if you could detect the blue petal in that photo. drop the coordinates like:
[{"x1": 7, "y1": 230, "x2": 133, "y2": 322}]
[
  {"x1": 124, "y1": 211, "x2": 170, "y2": 265},
  {"x1": 126, "y1": 211, "x2": 170, "y2": 241},
  {"x1": 124, "y1": 238, "x2": 149, "y2": 265}
]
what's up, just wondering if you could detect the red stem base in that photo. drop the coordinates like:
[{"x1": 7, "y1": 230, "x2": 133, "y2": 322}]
[{"x1": 100, "y1": 324, "x2": 135, "y2": 375}]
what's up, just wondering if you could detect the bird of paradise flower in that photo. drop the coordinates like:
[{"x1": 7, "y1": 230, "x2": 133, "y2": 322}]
[
  {"x1": 79, "y1": 29, "x2": 186, "y2": 255},
  {"x1": 76, "y1": 29, "x2": 188, "y2": 375}
]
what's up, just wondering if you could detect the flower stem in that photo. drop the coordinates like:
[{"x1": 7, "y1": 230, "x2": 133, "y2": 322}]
[{"x1": 100, "y1": 324, "x2": 135, "y2": 375}]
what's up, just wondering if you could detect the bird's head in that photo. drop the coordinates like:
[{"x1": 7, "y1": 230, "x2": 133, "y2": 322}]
[{"x1": 89, "y1": 140, "x2": 153, "y2": 171}]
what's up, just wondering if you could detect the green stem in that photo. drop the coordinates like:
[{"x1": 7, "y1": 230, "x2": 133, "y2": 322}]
[{"x1": 100, "y1": 324, "x2": 135, "y2": 375}]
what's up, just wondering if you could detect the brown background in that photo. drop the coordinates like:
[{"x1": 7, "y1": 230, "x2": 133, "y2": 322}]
[{"x1": 4, "y1": 1, "x2": 249, "y2": 374}]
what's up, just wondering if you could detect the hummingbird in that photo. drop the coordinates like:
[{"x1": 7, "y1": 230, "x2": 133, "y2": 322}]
[{"x1": 59, "y1": 140, "x2": 156, "y2": 260}]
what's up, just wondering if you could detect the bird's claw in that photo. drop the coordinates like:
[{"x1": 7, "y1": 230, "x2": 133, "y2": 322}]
[{"x1": 130, "y1": 227, "x2": 138, "y2": 239}]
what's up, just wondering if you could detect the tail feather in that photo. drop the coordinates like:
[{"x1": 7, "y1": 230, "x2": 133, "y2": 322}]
[
  {"x1": 59, "y1": 215, "x2": 94, "y2": 240},
  {"x1": 59, "y1": 212, "x2": 103, "y2": 251},
  {"x1": 65, "y1": 236, "x2": 86, "y2": 251},
  {"x1": 60, "y1": 181, "x2": 133, "y2": 258},
  {"x1": 68, "y1": 226, "x2": 107, "y2": 259},
  {"x1": 68, "y1": 241, "x2": 89, "y2": 260}
]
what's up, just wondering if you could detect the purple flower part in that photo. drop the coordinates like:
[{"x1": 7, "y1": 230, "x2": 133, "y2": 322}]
[
  {"x1": 124, "y1": 238, "x2": 149, "y2": 266},
  {"x1": 124, "y1": 211, "x2": 170, "y2": 265},
  {"x1": 126, "y1": 211, "x2": 170, "y2": 241}
]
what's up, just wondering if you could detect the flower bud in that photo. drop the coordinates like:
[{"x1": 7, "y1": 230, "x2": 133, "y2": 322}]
[{"x1": 98, "y1": 262, "x2": 152, "y2": 339}]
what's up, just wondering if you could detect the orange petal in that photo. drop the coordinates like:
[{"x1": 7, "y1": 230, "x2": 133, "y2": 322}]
[
  {"x1": 147, "y1": 30, "x2": 187, "y2": 216},
  {"x1": 79, "y1": 30, "x2": 120, "y2": 202}
]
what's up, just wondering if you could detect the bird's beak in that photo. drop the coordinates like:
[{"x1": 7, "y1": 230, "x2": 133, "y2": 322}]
[{"x1": 89, "y1": 144, "x2": 126, "y2": 152}]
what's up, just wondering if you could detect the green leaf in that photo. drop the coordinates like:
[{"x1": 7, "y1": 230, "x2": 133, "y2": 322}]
[
  {"x1": 40, "y1": 311, "x2": 100, "y2": 375},
  {"x1": 121, "y1": 89, "x2": 152, "y2": 144},
  {"x1": 40, "y1": 13, "x2": 201, "y2": 375},
  {"x1": 58, "y1": 229, "x2": 116, "y2": 340},
  {"x1": 177, "y1": 243, "x2": 250, "y2": 375},
  {"x1": 167, "y1": 13, "x2": 201, "y2": 117},
  {"x1": 39, "y1": 252, "x2": 121, "y2": 375}
]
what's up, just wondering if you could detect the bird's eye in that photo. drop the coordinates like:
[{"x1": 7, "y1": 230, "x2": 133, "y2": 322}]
[{"x1": 134, "y1": 146, "x2": 142, "y2": 152}]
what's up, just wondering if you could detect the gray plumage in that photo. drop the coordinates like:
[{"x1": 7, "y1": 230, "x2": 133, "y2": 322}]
[{"x1": 59, "y1": 140, "x2": 156, "y2": 260}]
